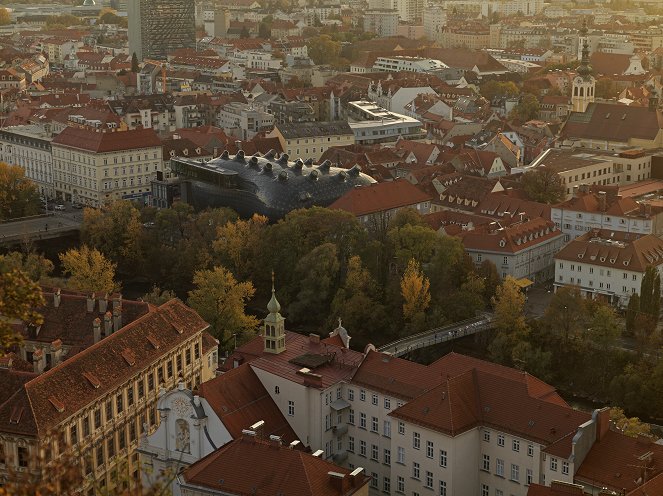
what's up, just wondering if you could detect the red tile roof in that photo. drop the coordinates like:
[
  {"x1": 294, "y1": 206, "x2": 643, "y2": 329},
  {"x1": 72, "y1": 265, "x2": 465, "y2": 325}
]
[
  {"x1": 575, "y1": 430, "x2": 663, "y2": 493},
  {"x1": 527, "y1": 482, "x2": 586, "y2": 496},
  {"x1": 52, "y1": 126, "x2": 162, "y2": 153},
  {"x1": 329, "y1": 179, "x2": 432, "y2": 217},
  {"x1": 555, "y1": 230, "x2": 663, "y2": 273},
  {"x1": 199, "y1": 363, "x2": 296, "y2": 443},
  {"x1": 0, "y1": 300, "x2": 209, "y2": 437},
  {"x1": 181, "y1": 435, "x2": 370, "y2": 495},
  {"x1": 562, "y1": 103, "x2": 662, "y2": 143},
  {"x1": 223, "y1": 332, "x2": 365, "y2": 390}
]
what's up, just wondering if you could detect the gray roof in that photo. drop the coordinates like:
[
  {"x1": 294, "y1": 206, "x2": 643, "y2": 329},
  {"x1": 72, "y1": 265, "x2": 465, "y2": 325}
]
[
  {"x1": 171, "y1": 150, "x2": 375, "y2": 220},
  {"x1": 275, "y1": 121, "x2": 353, "y2": 140}
]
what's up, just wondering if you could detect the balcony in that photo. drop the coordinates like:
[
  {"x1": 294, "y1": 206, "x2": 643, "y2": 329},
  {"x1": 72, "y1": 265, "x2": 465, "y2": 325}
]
[{"x1": 332, "y1": 424, "x2": 348, "y2": 436}]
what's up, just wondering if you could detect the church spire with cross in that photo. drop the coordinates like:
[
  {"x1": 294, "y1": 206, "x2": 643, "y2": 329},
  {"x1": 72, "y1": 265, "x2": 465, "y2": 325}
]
[{"x1": 572, "y1": 17, "x2": 595, "y2": 113}]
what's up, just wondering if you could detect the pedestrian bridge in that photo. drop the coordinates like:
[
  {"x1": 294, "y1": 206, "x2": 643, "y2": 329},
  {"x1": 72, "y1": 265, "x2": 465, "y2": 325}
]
[
  {"x1": 378, "y1": 314, "x2": 495, "y2": 357},
  {"x1": 0, "y1": 214, "x2": 81, "y2": 247}
]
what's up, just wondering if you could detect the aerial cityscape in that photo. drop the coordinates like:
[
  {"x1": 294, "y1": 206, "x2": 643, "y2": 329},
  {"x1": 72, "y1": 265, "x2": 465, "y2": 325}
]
[{"x1": 2, "y1": 0, "x2": 663, "y2": 495}]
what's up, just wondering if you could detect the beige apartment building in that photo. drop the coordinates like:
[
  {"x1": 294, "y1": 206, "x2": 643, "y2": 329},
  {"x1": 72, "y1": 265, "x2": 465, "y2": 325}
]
[
  {"x1": 268, "y1": 121, "x2": 355, "y2": 162},
  {"x1": 51, "y1": 126, "x2": 163, "y2": 206},
  {"x1": 0, "y1": 291, "x2": 217, "y2": 495}
]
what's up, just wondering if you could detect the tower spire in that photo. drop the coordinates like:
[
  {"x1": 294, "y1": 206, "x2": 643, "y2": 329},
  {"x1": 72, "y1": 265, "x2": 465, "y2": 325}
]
[{"x1": 577, "y1": 17, "x2": 592, "y2": 80}]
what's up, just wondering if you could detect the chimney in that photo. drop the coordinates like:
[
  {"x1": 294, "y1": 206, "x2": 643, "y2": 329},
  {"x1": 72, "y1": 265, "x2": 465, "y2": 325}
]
[
  {"x1": 269, "y1": 434, "x2": 282, "y2": 447},
  {"x1": 112, "y1": 294, "x2": 122, "y2": 310},
  {"x1": 597, "y1": 191, "x2": 607, "y2": 212},
  {"x1": 50, "y1": 339, "x2": 63, "y2": 366},
  {"x1": 328, "y1": 472, "x2": 346, "y2": 493},
  {"x1": 103, "y1": 311, "x2": 113, "y2": 336},
  {"x1": 99, "y1": 293, "x2": 108, "y2": 314},
  {"x1": 289, "y1": 440, "x2": 301, "y2": 450},
  {"x1": 595, "y1": 406, "x2": 610, "y2": 441},
  {"x1": 250, "y1": 420, "x2": 265, "y2": 438},
  {"x1": 349, "y1": 467, "x2": 365, "y2": 488},
  {"x1": 32, "y1": 348, "x2": 45, "y2": 374},
  {"x1": 53, "y1": 288, "x2": 61, "y2": 308},
  {"x1": 86, "y1": 292, "x2": 95, "y2": 313},
  {"x1": 312, "y1": 449, "x2": 324, "y2": 457},
  {"x1": 241, "y1": 429, "x2": 256, "y2": 441},
  {"x1": 93, "y1": 317, "x2": 102, "y2": 343},
  {"x1": 112, "y1": 307, "x2": 122, "y2": 332},
  {"x1": 309, "y1": 333, "x2": 320, "y2": 344}
]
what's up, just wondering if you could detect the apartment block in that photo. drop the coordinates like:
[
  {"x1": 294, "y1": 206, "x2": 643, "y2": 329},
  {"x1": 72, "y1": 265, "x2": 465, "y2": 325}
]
[
  {"x1": 0, "y1": 125, "x2": 54, "y2": 199},
  {"x1": 51, "y1": 126, "x2": 163, "y2": 206},
  {"x1": 0, "y1": 291, "x2": 217, "y2": 495}
]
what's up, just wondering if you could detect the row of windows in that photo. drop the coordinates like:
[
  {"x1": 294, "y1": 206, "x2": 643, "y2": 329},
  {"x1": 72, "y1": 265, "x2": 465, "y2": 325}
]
[
  {"x1": 347, "y1": 388, "x2": 397, "y2": 410},
  {"x1": 484, "y1": 430, "x2": 534, "y2": 455},
  {"x1": 481, "y1": 455, "x2": 531, "y2": 484}
]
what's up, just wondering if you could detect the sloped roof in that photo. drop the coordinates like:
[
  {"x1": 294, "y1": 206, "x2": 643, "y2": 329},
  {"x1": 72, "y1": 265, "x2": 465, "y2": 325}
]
[
  {"x1": 457, "y1": 217, "x2": 563, "y2": 254},
  {"x1": 329, "y1": 179, "x2": 432, "y2": 217},
  {"x1": 52, "y1": 126, "x2": 162, "y2": 153},
  {"x1": 590, "y1": 52, "x2": 632, "y2": 76},
  {"x1": 198, "y1": 363, "x2": 297, "y2": 443},
  {"x1": 554, "y1": 229, "x2": 663, "y2": 273},
  {"x1": 181, "y1": 435, "x2": 370, "y2": 495},
  {"x1": 575, "y1": 430, "x2": 663, "y2": 493},
  {"x1": 0, "y1": 300, "x2": 209, "y2": 437},
  {"x1": 562, "y1": 103, "x2": 662, "y2": 143}
]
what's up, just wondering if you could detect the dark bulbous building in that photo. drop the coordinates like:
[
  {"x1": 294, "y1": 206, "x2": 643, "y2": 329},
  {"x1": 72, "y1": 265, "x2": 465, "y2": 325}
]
[{"x1": 157, "y1": 150, "x2": 375, "y2": 221}]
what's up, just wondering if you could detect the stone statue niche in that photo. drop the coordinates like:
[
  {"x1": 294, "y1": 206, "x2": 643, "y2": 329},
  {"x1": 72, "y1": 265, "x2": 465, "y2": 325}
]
[{"x1": 175, "y1": 418, "x2": 191, "y2": 453}]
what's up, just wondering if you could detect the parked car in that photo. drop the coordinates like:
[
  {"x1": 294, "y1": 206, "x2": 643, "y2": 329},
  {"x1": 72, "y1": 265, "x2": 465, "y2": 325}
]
[
  {"x1": 72, "y1": 203, "x2": 83, "y2": 209},
  {"x1": 54, "y1": 204, "x2": 65, "y2": 211}
]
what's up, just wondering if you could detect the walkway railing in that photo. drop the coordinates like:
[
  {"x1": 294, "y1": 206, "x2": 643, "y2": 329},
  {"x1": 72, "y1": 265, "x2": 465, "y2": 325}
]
[{"x1": 378, "y1": 313, "x2": 495, "y2": 357}]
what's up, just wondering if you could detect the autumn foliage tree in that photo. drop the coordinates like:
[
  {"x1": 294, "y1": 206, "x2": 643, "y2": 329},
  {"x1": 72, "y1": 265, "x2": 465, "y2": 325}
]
[
  {"x1": 400, "y1": 259, "x2": 431, "y2": 333},
  {"x1": 0, "y1": 162, "x2": 40, "y2": 220},
  {"x1": 0, "y1": 259, "x2": 44, "y2": 350},
  {"x1": 59, "y1": 245, "x2": 119, "y2": 294},
  {"x1": 0, "y1": 8, "x2": 11, "y2": 26},
  {"x1": 188, "y1": 266, "x2": 259, "y2": 350}
]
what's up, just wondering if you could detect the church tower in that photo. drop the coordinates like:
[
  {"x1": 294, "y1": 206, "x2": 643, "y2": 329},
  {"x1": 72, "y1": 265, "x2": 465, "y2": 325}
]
[
  {"x1": 263, "y1": 273, "x2": 286, "y2": 354},
  {"x1": 572, "y1": 19, "x2": 595, "y2": 113}
]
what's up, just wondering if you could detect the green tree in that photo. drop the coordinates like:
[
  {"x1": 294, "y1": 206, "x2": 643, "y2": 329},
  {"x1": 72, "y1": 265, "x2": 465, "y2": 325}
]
[
  {"x1": 81, "y1": 201, "x2": 143, "y2": 274},
  {"x1": 640, "y1": 266, "x2": 661, "y2": 321},
  {"x1": 142, "y1": 285, "x2": 176, "y2": 306},
  {"x1": 626, "y1": 292, "x2": 640, "y2": 335},
  {"x1": 0, "y1": 251, "x2": 53, "y2": 282},
  {"x1": 478, "y1": 259, "x2": 501, "y2": 303},
  {"x1": 258, "y1": 22, "x2": 271, "y2": 39},
  {"x1": 330, "y1": 256, "x2": 389, "y2": 347},
  {"x1": 188, "y1": 266, "x2": 259, "y2": 349},
  {"x1": 131, "y1": 52, "x2": 139, "y2": 72},
  {"x1": 388, "y1": 223, "x2": 439, "y2": 270},
  {"x1": 307, "y1": 35, "x2": 341, "y2": 65},
  {"x1": 0, "y1": 162, "x2": 40, "y2": 220},
  {"x1": 479, "y1": 80, "x2": 519, "y2": 101},
  {"x1": 521, "y1": 167, "x2": 565, "y2": 203},
  {"x1": 541, "y1": 286, "x2": 585, "y2": 344},
  {"x1": 288, "y1": 243, "x2": 340, "y2": 325},
  {"x1": 59, "y1": 246, "x2": 118, "y2": 294},
  {"x1": 400, "y1": 258, "x2": 431, "y2": 332},
  {"x1": 0, "y1": 260, "x2": 44, "y2": 350},
  {"x1": 509, "y1": 93, "x2": 540, "y2": 122}
]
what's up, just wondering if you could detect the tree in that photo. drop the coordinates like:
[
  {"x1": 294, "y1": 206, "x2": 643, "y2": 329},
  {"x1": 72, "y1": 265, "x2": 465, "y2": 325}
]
[
  {"x1": 307, "y1": 35, "x2": 341, "y2": 66},
  {"x1": 59, "y1": 246, "x2": 118, "y2": 294},
  {"x1": 240, "y1": 26, "x2": 250, "y2": 38},
  {"x1": 188, "y1": 266, "x2": 259, "y2": 349},
  {"x1": 213, "y1": 214, "x2": 268, "y2": 279},
  {"x1": 288, "y1": 243, "x2": 340, "y2": 325},
  {"x1": 0, "y1": 251, "x2": 53, "y2": 282},
  {"x1": 626, "y1": 293, "x2": 640, "y2": 336},
  {"x1": 0, "y1": 8, "x2": 10, "y2": 25},
  {"x1": 258, "y1": 22, "x2": 271, "y2": 39},
  {"x1": 609, "y1": 407, "x2": 652, "y2": 438},
  {"x1": 478, "y1": 260, "x2": 501, "y2": 303},
  {"x1": 479, "y1": 80, "x2": 519, "y2": 101},
  {"x1": 510, "y1": 93, "x2": 540, "y2": 122},
  {"x1": 388, "y1": 224, "x2": 439, "y2": 270},
  {"x1": 542, "y1": 286, "x2": 585, "y2": 344},
  {"x1": 0, "y1": 261, "x2": 44, "y2": 350},
  {"x1": 521, "y1": 167, "x2": 565, "y2": 203},
  {"x1": 0, "y1": 162, "x2": 40, "y2": 220},
  {"x1": 142, "y1": 285, "x2": 176, "y2": 306},
  {"x1": 131, "y1": 52, "x2": 139, "y2": 72},
  {"x1": 330, "y1": 256, "x2": 389, "y2": 347},
  {"x1": 640, "y1": 266, "x2": 661, "y2": 321},
  {"x1": 400, "y1": 258, "x2": 431, "y2": 332},
  {"x1": 81, "y1": 201, "x2": 143, "y2": 274}
]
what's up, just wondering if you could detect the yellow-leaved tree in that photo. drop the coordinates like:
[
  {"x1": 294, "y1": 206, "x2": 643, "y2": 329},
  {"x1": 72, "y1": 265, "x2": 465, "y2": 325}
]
[
  {"x1": 59, "y1": 245, "x2": 118, "y2": 294},
  {"x1": 400, "y1": 258, "x2": 431, "y2": 333}
]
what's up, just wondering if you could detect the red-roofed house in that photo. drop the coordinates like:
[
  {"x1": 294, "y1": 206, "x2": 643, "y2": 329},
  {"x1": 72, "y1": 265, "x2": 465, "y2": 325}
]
[
  {"x1": 178, "y1": 433, "x2": 370, "y2": 495},
  {"x1": 51, "y1": 126, "x2": 163, "y2": 206},
  {"x1": 329, "y1": 178, "x2": 432, "y2": 225}
]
